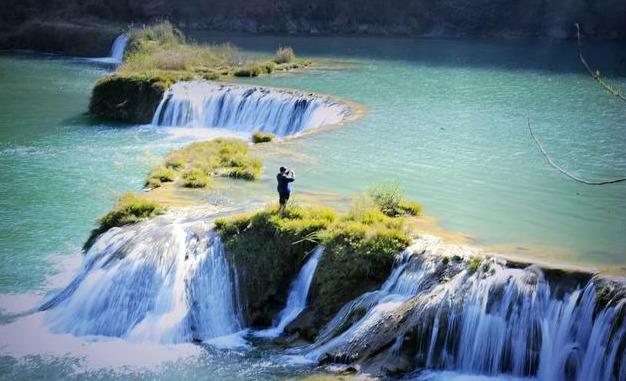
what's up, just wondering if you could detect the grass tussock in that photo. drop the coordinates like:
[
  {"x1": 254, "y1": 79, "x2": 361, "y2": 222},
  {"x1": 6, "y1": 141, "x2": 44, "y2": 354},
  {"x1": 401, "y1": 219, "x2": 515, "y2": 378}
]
[
  {"x1": 145, "y1": 138, "x2": 262, "y2": 189},
  {"x1": 251, "y1": 131, "x2": 275, "y2": 144},
  {"x1": 275, "y1": 47, "x2": 295, "y2": 64},
  {"x1": 84, "y1": 193, "x2": 166, "y2": 250},
  {"x1": 368, "y1": 182, "x2": 422, "y2": 217}
]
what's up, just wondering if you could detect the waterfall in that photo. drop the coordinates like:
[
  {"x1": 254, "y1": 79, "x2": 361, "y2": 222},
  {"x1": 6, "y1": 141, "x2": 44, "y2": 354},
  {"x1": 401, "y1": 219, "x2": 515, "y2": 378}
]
[
  {"x1": 109, "y1": 34, "x2": 128, "y2": 63},
  {"x1": 151, "y1": 81, "x2": 349, "y2": 136},
  {"x1": 256, "y1": 246, "x2": 324, "y2": 338},
  {"x1": 41, "y1": 208, "x2": 243, "y2": 344},
  {"x1": 303, "y1": 236, "x2": 626, "y2": 381}
]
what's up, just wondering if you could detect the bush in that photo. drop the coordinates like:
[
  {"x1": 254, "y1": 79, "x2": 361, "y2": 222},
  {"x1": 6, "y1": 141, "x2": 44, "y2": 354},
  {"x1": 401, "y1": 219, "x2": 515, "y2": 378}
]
[
  {"x1": 468, "y1": 256, "x2": 482, "y2": 274},
  {"x1": 83, "y1": 193, "x2": 165, "y2": 250},
  {"x1": 181, "y1": 168, "x2": 211, "y2": 188},
  {"x1": 233, "y1": 64, "x2": 264, "y2": 77},
  {"x1": 251, "y1": 131, "x2": 275, "y2": 144},
  {"x1": 275, "y1": 47, "x2": 295, "y2": 64},
  {"x1": 367, "y1": 182, "x2": 422, "y2": 217},
  {"x1": 145, "y1": 165, "x2": 176, "y2": 188}
]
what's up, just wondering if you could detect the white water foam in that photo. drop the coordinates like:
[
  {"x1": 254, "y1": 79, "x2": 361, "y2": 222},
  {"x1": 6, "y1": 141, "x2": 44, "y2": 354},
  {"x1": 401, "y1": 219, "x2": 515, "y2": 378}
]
[
  {"x1": 151, "y1": 81, "x2": 349, "y2": 136},
  {"x1": 256, "y1": 246, "x2": 324, "y2": 338}
]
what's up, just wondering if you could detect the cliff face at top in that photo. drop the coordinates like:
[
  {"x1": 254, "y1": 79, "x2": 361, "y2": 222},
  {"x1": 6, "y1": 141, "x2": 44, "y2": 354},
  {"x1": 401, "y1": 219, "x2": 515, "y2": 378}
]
[{"x1": 2, "y1": 0, "x2": 626, "y2": 43}]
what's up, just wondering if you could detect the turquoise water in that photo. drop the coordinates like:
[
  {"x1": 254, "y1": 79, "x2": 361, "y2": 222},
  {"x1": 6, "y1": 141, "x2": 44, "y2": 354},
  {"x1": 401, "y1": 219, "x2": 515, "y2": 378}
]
[
  {"x1": 0, "y1": 36, "x2": 625, "y2": 379},
  {"x1": 207, "y1": 34, "x2": 626, "y2": 269}
]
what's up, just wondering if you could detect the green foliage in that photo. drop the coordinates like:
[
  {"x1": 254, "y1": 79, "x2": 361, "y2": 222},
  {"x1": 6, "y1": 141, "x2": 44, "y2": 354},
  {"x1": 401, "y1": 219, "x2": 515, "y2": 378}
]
[
  {"x1": 144, "y1": 138, "x2": 262, "y2": 189},
  {"x1": 233, "y1": 64, "x2": 264, "y2": 77},
  {"x1": 251, "y1": 131, "x2": 275, "y2": 144},
  {"x1": 368, "y1": 182, "x2": 422, "y2": 217},
  {"x1": 84, "y1": 193, "x2": 165, "y2": 250},
  {"x1": 468, "y1": 256, "x2": 482, "y2": 274},
  {"x1": 145, "y1": 165, "x2": 176, "y2": 188},
  {"x1": 89, "y1": 70, "x2": 194, "y2": 123},
  {"x1": 181, "y1": 168, "x2": 211, "y2": 188},
  {"x1": 215, "y1": 200, "x2": 411, "y2": 330},
  {"x1": 275, "y1": 47, "x2": 295, "y2": 64},
  {"x1": 216, "y1": 206, "x2": 335, "y2": 326}
]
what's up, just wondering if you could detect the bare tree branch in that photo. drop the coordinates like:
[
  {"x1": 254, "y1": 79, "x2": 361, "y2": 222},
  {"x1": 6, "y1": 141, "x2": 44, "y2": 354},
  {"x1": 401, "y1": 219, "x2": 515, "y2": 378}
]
[
  {"x1": 527, "y1": 118, "x2": 626, "y2": 185},
  {"x1": 575, "y1": 23, "x2": 626, "y2": 101}
]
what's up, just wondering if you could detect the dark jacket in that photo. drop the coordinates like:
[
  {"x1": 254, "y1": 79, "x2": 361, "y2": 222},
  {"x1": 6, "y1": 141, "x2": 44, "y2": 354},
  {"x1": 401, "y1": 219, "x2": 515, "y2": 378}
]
[{"x1": 276, "y1": 171, "x2": 295, "y2": 194}]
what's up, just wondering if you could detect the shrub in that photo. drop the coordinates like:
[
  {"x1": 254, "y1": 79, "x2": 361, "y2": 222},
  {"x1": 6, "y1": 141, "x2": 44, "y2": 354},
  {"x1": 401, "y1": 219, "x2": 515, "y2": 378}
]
[
  {"x1": 367, "y1": 182, "x2": 422, "y2": 217},
  {"x1": 181, "y1": 168, "x2": 211, "y2": 188},
  {"x1": 145, "y1": 165, "x2": 176, "y2": 188},
  {"x1": 84, "y1": 193, "x2": 165, "y2": 250},
  {"x1": 251, "y1": 131, "x2": 275, "y2": 144},
  {"x1": 275, "y1": 47, "x2": 295, "y2": 64},
  {"x1": 468, "y1": 256, "x2": 482, "y2": 274},
  {"x1": 233, "y1": 64, "x2": 264, "y2": 77}
]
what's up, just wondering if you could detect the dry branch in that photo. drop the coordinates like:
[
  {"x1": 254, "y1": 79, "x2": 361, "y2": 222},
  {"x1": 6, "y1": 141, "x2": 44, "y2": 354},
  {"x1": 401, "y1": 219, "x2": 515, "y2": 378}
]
[
  {"x1": 527, "y1": 118, "x2": 626, "y2": 185},
  {"x1": 575, "y1": 23, "x2": 626, "y2": 102}
]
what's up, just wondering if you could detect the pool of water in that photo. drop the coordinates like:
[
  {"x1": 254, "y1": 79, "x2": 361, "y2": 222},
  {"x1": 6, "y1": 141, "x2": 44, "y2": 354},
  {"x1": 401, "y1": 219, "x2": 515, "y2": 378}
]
[
  {"x1": 199, "y1": 33, "x2": 626, "y2": 270},
  {"x1": 0, "y1": 34, "x2": 625, "y2": 379}
]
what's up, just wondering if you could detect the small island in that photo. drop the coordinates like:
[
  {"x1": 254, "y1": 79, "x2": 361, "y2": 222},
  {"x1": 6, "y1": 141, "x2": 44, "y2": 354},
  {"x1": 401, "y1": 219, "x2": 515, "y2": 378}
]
[{"x1": 89, "y1": 21, "x2": 313, "y2": 123}]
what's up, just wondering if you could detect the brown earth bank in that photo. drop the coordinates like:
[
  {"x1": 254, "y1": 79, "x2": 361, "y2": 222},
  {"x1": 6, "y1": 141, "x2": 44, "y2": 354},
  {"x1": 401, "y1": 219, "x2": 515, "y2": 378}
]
[{"x1": 1, "y1": 0, "x2": 626, "y2": 57}]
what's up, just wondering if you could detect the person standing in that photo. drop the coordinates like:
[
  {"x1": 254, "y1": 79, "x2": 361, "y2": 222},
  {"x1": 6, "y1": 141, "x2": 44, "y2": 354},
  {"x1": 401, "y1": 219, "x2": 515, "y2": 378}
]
[{"x1": 276, "y1": 166, "x2": 295, "y2": 215}]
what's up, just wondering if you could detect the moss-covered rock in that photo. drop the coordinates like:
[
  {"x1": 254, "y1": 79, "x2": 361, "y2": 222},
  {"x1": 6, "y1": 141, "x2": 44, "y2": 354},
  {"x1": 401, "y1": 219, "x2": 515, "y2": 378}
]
[
  {"x1": 84, "y1": 193, "x2": 166, "y2": 251},
  {"x1": 215, "y1": 199, "x2": 412, "y2": 335},
  {"x1": 216, "y1": 207, "x2": 335, "y2": 326},
  {"x1": 252, "y1": 131, "x2": 275, "y2": 144},
  {"x1": 89, "y1": 71, "x2": 193, "y2": 123}
]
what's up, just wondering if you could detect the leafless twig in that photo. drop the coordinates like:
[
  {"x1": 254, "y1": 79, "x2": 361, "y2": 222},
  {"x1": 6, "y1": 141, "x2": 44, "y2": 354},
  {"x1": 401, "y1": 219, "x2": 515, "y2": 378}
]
[
  {"x1": 527, "y1": 118, "x2": 626, "y2": 185},
  {"x1": 575, "y1": 23, "x2": 626, "y2": 101}
]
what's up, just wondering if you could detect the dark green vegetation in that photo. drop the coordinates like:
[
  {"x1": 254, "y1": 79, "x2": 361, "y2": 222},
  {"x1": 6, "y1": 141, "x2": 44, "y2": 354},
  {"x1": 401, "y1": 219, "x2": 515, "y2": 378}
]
[
  {"x1": 215, "y1": 188, "x2": 419, "y2": 334},
  {"x1": 89, "y1": 70, "x2": 193, "y2": 124},
  {"x1": 251, "y1": 132, "x2": 276, "y2": 144},
  {"x1": 89, "y1": 22, "x2": 310, "y2": 123},
  {"x1": 145, "y1": 138, "x2": 262, "y2": 189},
  {"x1": 84, "y1": 193, "x2": 165, "y2": 250},
  {"x1": 0, "y1": 19, "x2": 122, "y2": 56},
  {"x1": 3, "y1": 0, "x2": 625, "y2": 43}
]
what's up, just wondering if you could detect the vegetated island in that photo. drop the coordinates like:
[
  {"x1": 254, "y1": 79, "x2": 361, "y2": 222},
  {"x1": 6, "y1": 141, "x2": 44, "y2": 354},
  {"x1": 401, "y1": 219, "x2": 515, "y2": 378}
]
[{"x1": 89, "y1": 21, "x2": 312, "y2": 124}]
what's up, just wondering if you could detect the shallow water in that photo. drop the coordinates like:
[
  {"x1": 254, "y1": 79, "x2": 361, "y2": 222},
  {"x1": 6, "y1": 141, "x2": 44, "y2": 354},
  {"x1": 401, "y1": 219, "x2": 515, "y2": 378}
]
[{"x1": 0, "y1": 34, "x2": 625, "y2": 379}]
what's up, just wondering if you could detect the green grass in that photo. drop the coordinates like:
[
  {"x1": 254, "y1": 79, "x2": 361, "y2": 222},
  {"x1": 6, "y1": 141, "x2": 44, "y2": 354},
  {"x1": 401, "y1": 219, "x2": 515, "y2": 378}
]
[
  {"x1": 145, "y1": 165, "x2": 176, "y2": 188},
  {"x1": 145, "y1": 138, "x2": 262, "y2": 189},
  {"x1": 215, "y1": 196, "x2": 413, "y2": 329},
  {"x1": 119, "y1": 22, "x2": 309, "y2": 78},
  {"x1": 181, "y1": 168, "x2": 211, "y2": 188},
  {"x1": 251, "y1": 131, "x2": 275, "y2": 144},
  {"x1": 84, "y1": 193, "x2": 166, "y2": 250}
]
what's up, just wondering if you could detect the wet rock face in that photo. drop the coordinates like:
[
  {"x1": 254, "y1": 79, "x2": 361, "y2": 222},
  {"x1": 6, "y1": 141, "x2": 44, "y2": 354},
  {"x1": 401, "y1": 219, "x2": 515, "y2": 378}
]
[
  {"x1": 89, "y1": 76, "x2": 166, "y2": 123},
  {"x1": 299, "y1": 236, "x2": 626, "y2": 380}
]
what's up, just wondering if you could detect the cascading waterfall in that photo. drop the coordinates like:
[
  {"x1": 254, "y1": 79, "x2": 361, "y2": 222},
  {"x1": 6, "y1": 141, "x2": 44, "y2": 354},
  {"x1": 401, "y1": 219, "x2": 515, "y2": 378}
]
[
  {"x1": 109, "y1": 34, "x2": 128, "y2": 63},
  {"x1": 41, "y1": 208, "x2": 243, "y2": 344},
  {"x1": 256, "y1": 246, "x2": 324, "y2": 338},
  {"x1": 151, "y1": 81, "x2": 349, "y2": 136},
  {"x1": 303, "y1": 236, "x2": 626, "y2": 381}
]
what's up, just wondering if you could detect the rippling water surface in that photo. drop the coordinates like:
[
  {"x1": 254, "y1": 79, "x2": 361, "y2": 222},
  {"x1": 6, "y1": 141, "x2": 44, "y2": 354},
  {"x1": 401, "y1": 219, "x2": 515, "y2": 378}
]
[{"x1": 0, "y1": 35, "x2": 625, "y2": 379}]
